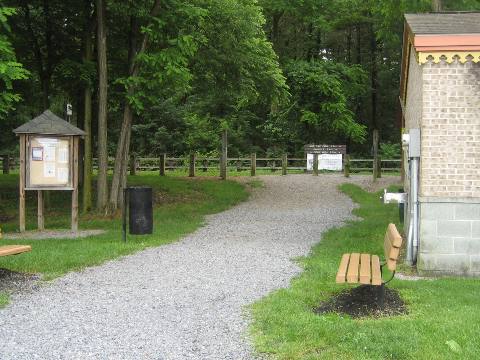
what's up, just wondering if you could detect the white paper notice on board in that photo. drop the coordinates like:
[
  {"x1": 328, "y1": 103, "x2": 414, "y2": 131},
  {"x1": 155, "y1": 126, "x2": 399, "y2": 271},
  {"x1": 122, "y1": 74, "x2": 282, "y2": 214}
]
[
  {"x1": 32, "y1": 147, "x2": 43, "y2": 161},
  {"x1": 44, "y1": 144, "x2": 56, "y2": 162},
  {"x1": 58, "y1": 146, "x2": 69, "y2": 163},
  {"x1": 57, "y1": 167, "x2": 68, "y2": 183},
  {"x1": 44, "y1": 163, "x2": 56, "y2": 177},
  {"x1": 307, "y1": 153, "x2": 314, "y2": 171},
  {"x1": 319, "y1": 153, "x2": 343, "y2": 171}
]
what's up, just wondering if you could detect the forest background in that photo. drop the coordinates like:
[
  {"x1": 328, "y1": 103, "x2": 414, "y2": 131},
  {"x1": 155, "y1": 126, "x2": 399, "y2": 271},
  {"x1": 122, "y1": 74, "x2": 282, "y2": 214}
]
[{"x1": 1, "y1": 0, "x2": 479, "y2": 211}]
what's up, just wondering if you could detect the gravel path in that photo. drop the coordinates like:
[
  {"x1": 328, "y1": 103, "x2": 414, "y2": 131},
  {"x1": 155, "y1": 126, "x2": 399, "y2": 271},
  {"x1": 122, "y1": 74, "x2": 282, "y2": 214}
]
[{"x1": 0, "y1": 174, "x2": 396, "y2": 359}]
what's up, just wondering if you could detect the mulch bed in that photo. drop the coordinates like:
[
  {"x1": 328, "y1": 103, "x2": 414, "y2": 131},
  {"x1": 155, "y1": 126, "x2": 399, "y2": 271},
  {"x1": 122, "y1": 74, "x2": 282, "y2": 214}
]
[
  {"x1": 314, "y1": 285, "x2": 408, "y2": 318},
  {"x1": 0, "y1": 268, "x2": 40, "y2": 295}
]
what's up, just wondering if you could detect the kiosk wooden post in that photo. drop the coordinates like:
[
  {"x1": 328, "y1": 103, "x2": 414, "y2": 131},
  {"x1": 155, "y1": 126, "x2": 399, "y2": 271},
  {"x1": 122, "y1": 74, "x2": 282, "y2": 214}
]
[
  {"x1": 37, "y1": 190, "x2": 44, "y2": 230},
  {"x1": 14, "y1": 110, "x2": 85, "y2": 233},
  {"x1": 19, "y1": 135, "x2": 26, "y2": 232}
]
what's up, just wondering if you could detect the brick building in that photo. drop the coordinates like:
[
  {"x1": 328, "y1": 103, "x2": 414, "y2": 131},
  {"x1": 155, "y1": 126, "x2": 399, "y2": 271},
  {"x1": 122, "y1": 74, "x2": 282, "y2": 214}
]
[{"x1": 400, "y1": 12, "x2": 480, "y2": 276}]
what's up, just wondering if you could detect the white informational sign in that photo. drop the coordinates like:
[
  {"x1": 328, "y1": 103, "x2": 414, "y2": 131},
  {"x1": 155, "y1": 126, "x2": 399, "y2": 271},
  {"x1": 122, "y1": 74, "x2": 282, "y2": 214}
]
[
  {"x1": 28, "y1": 136, "x2": 70, "y2": 187},
  {"x1": 307, "y1": 153, "x2": 343, "y2": 171},
  {"x1": 320, "y1": 153, "x2": 343, "y2": 171}
]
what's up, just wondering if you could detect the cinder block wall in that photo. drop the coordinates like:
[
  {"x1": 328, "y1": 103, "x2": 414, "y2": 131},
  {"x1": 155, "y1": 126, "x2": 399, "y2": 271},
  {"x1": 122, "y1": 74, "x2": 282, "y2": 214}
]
[
  {"x1": 417, "y1": 58, "x2": 480, "y2": 276},
  {"x1": 419, "y1": 202, "x2": 480, "y2": 276}
]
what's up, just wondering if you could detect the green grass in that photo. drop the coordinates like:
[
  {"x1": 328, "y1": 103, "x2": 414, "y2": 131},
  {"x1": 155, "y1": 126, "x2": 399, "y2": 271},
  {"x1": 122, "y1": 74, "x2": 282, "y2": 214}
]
[
  {"x1": 0, "y1": 174, "x2": 248, "y2": 281},
  {"x1": 0, "y1": 292, "x2": 8, "y2": 307},
  {"x1": 250, "y1": 183, "x2": 480, "y2": 360}
]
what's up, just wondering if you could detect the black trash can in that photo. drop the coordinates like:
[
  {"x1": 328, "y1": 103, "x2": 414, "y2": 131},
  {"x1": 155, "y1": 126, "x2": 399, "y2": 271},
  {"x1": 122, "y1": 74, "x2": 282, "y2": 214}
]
[{"x1": 127, "y1": 186, "x2": 153, "y2": 234}]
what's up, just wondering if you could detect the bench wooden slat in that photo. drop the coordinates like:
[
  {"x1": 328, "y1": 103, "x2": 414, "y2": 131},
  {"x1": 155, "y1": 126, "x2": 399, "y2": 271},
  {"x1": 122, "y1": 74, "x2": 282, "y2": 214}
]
[
  {"x1": 346, "y1": 253, "x2": 360, "y2": 283},
  {"x1": 359, "y1": 254, "x2": 371, "y2": 284},
  {"x1": 0, "y1": 245, "x2": 32, "y2": 257},
  {"x1": 388, "y1": 223, "x2": 402, "y2": 247},
  {"x1": 371, "y1": 255, "x2": 382, "y2": 285},
  {"x1": 336, "y1": 253, "x2": 350, "y2": 283},
  {"x1": 384, "y1": 223, "x2": 403, "y2": 271}
]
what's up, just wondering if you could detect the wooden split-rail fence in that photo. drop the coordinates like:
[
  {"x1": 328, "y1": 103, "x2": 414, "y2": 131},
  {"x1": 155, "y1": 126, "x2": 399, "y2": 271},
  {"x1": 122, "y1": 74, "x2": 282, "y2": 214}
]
[{"x1": 1, "y1": 154, "x2": 401, "y2": 178}]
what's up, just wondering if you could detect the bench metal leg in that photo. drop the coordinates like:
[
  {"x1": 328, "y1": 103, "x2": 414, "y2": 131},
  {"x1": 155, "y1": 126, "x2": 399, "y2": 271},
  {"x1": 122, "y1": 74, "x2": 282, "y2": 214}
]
[{"x1": 377, "y1": 283, "x2": 385, "y2": 308}]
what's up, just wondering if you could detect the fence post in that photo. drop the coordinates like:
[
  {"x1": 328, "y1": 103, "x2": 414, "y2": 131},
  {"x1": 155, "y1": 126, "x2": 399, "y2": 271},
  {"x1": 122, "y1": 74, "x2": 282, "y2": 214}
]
[
  {"x1": 189, "y1": 152, "x2": 196, "y2": 177},
  {"x1": 2, "y1": 155, "x2": 9, "y2": 174},
  {"x1": 373, "y1": 129, "x2": 379, "y2": 181},
  {"x1": 202, "y1": 159, "x2": 208, "y2": 172},
  {"x1": 377, "y1": 157, "x2": 382, "y2": 178},
  {"x1": 343, "y1": 154, "x2": 350, "y2": 177},
  {"x1": 313, "y1": 154, "x2": 319, "y2": 176},
  {"x1": 250, "y1": 153, "x2": 256, "y2": 176},
  {"x1": 282, "y1": 154, "x2": 287, "y2": 175},
  {"x1": 130, "y1": 154, "x2": 136, "y2": 176},
  {"x1": 220, "y1": 129, "x2": 228, "y2": 180},
  {"x1": 159, "y1": 153, "x2": 166, "y2": 176},
  {"x1": 236, "y1": 159, "x2": 242, "y2": 172}
]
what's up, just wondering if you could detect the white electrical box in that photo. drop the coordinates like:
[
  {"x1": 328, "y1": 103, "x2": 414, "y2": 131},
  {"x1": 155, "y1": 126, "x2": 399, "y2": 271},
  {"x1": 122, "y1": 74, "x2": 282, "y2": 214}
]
[{"x1": 408, "y1": 128, "x2": 421, "y2": 157}]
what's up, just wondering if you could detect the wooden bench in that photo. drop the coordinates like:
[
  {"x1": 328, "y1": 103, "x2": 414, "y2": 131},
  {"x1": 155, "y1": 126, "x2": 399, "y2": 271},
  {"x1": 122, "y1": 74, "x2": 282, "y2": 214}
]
[
  {"x1": 336, "y1": 223, "x2": 402, "y2": 306},
  {"x1": 0, "y1": 245, "x2": 32, "y2": 257}
]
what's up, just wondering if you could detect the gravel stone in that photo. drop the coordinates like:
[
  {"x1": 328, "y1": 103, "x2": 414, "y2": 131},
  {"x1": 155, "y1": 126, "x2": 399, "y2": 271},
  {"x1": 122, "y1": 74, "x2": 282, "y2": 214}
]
[{"x1": 0, "y1": 174, "x2": 396, "y2": 359}]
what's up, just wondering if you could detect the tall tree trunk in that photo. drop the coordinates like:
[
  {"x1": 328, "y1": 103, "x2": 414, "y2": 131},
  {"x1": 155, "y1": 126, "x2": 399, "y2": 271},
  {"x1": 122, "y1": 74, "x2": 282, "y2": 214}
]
[
  {"x1": 83, "y1": 0, "x2": 95, "y2": 213},
  {"x1": 271, "y1": 11, "x2": 283, "y2": 51},
  {"x1": 43, "y1": 0, "x2": 53, "y2": 108},
  {"x1": 370, "y1": 26, "x2": 378, "y2": 131},
  {"x1": 347, "y1": 26, "x2": 352, "y2": 64},
  {"x1": 108, "y1": 1, "x2": 162, "y2": 211},
  {"x1": 370, "y1": 22, "x2": 379, "y2": 180},
  {"x1": 22, "y1": 2, "x2": 49, "y2": 109},
  {"x1": 370, "y1": 24, "x2": 378, "y2": 131},
  {"x1": 432, "y1": 0, "x2": 443, "y2": 11},
  {"x1": 96, "y1": 0, "x2": 108, "y2": 212}
]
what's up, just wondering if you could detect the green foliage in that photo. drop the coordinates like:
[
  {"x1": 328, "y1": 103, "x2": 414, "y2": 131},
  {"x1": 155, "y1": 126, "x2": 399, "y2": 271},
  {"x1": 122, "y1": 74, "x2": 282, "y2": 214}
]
[
  {"x1": 290, "y1": 60, "x2": 367, "y2": 142},
  {"x1": 0, "y1": 7, "x2": 29, "y2": 119},
  {"x1": 380, "y1": 142, "x2": 401, "y2": 159},
  {"x1": 4, "y1": 0, "x2": 480, "y2": 157}
]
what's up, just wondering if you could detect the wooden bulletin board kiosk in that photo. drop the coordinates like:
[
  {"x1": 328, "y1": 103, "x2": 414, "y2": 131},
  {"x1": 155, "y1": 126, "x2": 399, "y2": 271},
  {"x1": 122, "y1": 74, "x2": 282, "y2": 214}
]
[{"x1": 13, "y1": 110, "x2": 86, "y2": 232}]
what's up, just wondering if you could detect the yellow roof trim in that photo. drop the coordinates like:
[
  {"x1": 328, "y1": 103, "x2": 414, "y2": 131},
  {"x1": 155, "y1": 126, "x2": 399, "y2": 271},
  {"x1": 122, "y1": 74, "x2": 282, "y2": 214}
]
[{"x1": 417, "y1": 51, "x2": 480, "y2": 64}]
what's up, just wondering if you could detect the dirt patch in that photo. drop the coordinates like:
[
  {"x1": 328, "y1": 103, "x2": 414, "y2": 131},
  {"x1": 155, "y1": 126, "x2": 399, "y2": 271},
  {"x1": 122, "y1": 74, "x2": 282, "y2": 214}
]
[
  {"x1": 0, "y1": 268, "x2": 40, "y2": 295},
  {"x1": 3, "y1": 229, "x2": 106, "y2": 240},
  {"x1": 314, "y1": 285, "x2": 408, "y2": 318},
  {"x1": 352, "y1": 176, "x2": 402, "y2": 193}
]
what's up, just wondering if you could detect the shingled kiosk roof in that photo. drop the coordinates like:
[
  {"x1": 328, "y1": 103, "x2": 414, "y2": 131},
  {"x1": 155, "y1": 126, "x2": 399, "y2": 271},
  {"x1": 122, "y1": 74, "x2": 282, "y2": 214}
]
[
  {"x1": 405, "y1": 12, "x2": 480, "y2": 35},
  {"x1": 13, "y1": 110, "x2": 86, "y2": 136}
]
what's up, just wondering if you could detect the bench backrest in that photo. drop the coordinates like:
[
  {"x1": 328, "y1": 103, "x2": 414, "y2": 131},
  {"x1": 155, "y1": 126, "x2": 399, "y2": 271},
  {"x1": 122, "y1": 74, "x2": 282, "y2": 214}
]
[{"x1": 384, "y1": 223, "x2": 402, "y2": 271}]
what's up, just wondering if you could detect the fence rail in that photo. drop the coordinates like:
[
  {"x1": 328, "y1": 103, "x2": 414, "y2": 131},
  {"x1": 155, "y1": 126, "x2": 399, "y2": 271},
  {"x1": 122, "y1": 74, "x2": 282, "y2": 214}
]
[{"x1": 1, "y1": 154, "x2": 401, "y2": 176}]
